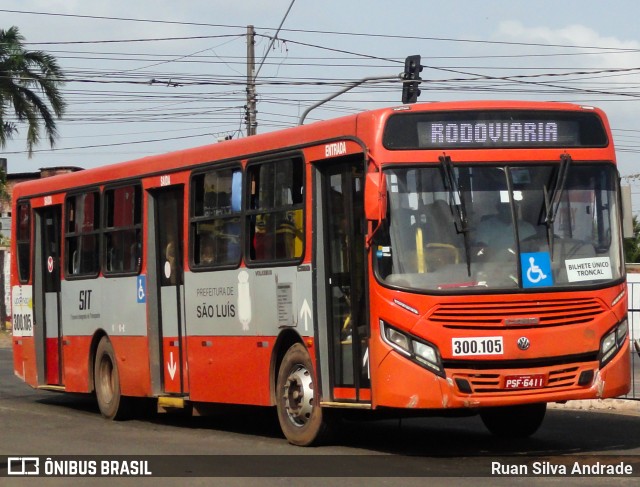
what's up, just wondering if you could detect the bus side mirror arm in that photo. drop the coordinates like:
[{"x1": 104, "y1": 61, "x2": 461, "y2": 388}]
[{"x1": 365, "y1": 171, "x2": 387, "y2": 248}]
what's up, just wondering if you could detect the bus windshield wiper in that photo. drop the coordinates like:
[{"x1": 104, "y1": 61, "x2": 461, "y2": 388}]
[
  {"x1": 543, "y1": 153, "x2": 572, "y2": 257},
  {"x1": 439, "y1": 154, "x2": 471, "y2": 276}
]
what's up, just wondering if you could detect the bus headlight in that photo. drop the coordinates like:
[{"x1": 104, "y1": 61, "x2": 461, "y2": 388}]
[
  {"x1": 381, "y1": 321, "x2": 445, "y2": 377},
  {"x1": 599, "y1": 319, "x2": 628, "y2": 367},
  {"x1": 384, "y1": 326, "x2": 411, "y2": 356},
  {"x1": 413, "y1": 341, "x2": 438, "y2": 365},
  {"x1": 616, "y1": 319, "x2": 628, "y2": 347}
]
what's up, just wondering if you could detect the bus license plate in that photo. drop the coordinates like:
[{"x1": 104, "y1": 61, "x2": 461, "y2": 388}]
[
  {"x1": 451, "y1": 337, "x2": 503, "y2": 356},
  {"x1": 504, "y1": 374, "x2": 546, "y2": 389}
]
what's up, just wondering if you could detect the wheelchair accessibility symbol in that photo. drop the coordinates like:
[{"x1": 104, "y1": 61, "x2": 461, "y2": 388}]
[
  {"x1": 527, "y1": 257, "x2": 546, "y2": 283},
  {"x1": 521, "y1": 252, "x2": 553, "y2": 288},
  {"x1": 137, "y1": 275, "x2": 146, "y2": 303}
]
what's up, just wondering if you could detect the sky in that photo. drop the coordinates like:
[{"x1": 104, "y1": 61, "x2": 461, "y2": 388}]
[{"x1": 3, "y1": 0, "x2": 640, "y2": 209}]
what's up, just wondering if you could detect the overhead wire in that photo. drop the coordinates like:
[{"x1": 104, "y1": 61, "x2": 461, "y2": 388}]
[{"x1": 4, "y1": 9, "x2": 640, "y2": 155}]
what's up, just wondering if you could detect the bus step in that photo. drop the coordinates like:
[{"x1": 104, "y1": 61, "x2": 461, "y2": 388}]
[
  {"x1": 157, "y1": 396, "x2": 187, "y2": 412},
  {"x1": 320, "y1": 401, "x2": 372, "y2": 409},
  {"x1": 37, "y1": 385, "x2": 66, "y2": 392}
]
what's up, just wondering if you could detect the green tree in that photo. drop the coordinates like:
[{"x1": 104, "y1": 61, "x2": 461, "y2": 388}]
[
  {"x1": 624, "y1": 215, "x2": 640, "y2": 263},
  {"x1": 0, "y1": 26, "x2": 66, "y2": 156}
]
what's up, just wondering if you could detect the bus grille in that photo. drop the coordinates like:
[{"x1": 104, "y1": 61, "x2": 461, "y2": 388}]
[
  {"x1": 453, "y1": 365, "x2": 583, "y2": 394},
  {"x1": 429, "y1": 297, "x2": 606, "y2": 329}
]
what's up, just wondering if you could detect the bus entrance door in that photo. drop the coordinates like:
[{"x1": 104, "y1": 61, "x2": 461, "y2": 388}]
[
  {"x1": 318, "y1": 156, "x2": 370, "y2": 403},
  {"x1": 33, "y1": 205, "x2": 63, "y2": 386},
  {"x1": 151, "y1": 187, "x2": 188, "y2": 396}
]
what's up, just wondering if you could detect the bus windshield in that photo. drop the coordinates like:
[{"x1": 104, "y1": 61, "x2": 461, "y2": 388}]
[{"x1": 374, "y1": 162, "x2": 623, "y2": 292}]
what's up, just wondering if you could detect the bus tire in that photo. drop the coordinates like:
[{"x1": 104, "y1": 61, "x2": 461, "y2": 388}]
[
  {"x1": 94, "y1": 336, "x2": 128, "y2": 420},
  {"x1": 276, "y1": 343, "x2": 328, "y2": 446},
  {"x1": 480, "y1": 402, "x2": 546, "y2": 438}
]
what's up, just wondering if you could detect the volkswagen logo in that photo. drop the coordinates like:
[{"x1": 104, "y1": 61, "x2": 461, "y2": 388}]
[{"x1": 517, "y1": 337, "x2": 530, "y2": 351}]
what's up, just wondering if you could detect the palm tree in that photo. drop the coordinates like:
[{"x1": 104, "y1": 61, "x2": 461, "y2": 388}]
[{"x1": 0, "y1": 26, "x2": 66, "y2": 156}]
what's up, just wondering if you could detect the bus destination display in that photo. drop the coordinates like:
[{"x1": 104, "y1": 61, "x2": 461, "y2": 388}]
[
  {"x1": 383, "y1": 110, "x2": 608, "y2": 149},
  {"x1": 418, "y1": 120, "x2": 577, "y2": 148}
]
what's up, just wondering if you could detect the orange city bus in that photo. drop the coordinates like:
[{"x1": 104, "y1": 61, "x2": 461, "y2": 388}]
[{"x1": 11, "y1": 100, "x2": 631, "y2": 445}]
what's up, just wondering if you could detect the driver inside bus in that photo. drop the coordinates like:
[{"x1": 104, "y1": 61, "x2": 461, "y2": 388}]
[{"x1": 475, "y1": 198, "x2": 536, "y2": 252}]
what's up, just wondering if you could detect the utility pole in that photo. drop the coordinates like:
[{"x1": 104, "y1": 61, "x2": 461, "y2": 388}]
[{"x1": 246, "y1": 25, "x2": 257, "y2": 136}]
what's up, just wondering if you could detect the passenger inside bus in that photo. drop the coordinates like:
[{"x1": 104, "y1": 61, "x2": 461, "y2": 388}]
[
  {"x1": 252, "y1": 214, "x2": 272, "y2": 260},
  {"x1": 165, "y1": 241, "x2": 177, "y2": 284},
  {"x1": 199, "y1": 236, "x2": 215, "y2": 264},
  {"x1": 276, "y1": 210, "x2": 303, "y2": 259},
  {"x1": 252, "y1": 211, "x2": 303, "y2": 260}
]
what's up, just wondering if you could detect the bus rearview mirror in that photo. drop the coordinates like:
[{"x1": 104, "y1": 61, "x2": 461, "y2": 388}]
[{"x1": 365, "y1": 171, "x2": 387, "y2": 221}]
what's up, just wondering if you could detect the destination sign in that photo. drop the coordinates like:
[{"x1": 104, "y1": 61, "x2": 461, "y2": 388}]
[
  {"x1": 419, "y1": 120, "x2": 575, "y2": 148},
  {"x1": 383, "y1": 110, "x2": 608, "y2": 150}
]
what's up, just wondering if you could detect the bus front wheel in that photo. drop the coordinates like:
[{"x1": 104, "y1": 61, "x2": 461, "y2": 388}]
[
  {"x1": 480, "y1": 403, "x2": 547, "y2": 438},
  {"x1": 276, "y1": 343, "x2": 328, "y2": 446},
  {"x1": 94, "y1": 336, "x2": 128, "y2": 420}
]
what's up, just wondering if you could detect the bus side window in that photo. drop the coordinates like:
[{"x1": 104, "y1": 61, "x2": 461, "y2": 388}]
[
  {"x1": 16, "y1": 202, "x2": 32, "y2": 283},
  {"x1": 65, "y1": 191, "x2": 100, "y2": 277},
  {"x1": 191, "y1": 166, "x2": 242, "y2": 268},
  {"x1": 103, "y1": 184, "x2": 142, "y2": 275},
  {"x1": 247, "y1": 156, "x2": 304, "y2": 263}
]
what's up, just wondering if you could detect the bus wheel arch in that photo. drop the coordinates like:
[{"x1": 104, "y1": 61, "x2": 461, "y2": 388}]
[{"x1": 269, "y1": 329, "x2": 305, "y2": 405}]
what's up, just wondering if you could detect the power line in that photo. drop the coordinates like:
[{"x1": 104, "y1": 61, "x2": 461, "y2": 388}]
[
  {"x1": 1, "y1": 131, "x2": 224, "y2": 154},
  {"x1": 21, "y1": 34, "x2": 244, "y2": 45},
  {"x1": 6, "y1": 9, "x2": 640, "y2": 158},
  {"x1": 255, "y1": 0, "x2": 296, "y2": 79},
  {"x1": 5, "y1": 8, "x2": 640, "y2": 53}
]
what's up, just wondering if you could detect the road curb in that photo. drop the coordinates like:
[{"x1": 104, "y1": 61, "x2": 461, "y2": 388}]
[{"x1": 549, "y1": 398, "x2": 640, "y2": 414}]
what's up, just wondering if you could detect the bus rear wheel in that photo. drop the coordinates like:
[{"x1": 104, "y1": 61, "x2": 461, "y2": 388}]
[
  {"x1": 276, "y1": 343, "x2": 328, "y2": 446},
  {"x1": 94, "y1": 336, "x2": 128, "y2": 420},
  {"x1": 480, "y1": 403, "x2": 547, "y2": 438}
]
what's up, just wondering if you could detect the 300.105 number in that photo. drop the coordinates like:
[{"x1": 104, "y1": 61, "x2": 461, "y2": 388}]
[{"x1": 452, "y1": 337, "x2": 503, "y2": 356}]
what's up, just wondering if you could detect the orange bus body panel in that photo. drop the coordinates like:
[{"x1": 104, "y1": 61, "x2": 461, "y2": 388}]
[
  {"x1": 109, "y1": 336, "x2": 152, "y2": 397},
  {"x1": 186, "y1": 336, "x2": 274, "y2": 406}
]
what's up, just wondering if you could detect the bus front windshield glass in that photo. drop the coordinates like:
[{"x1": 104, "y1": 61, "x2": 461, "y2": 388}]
[{"x1": 374, "y1": 163, "x2": 623, "y2": 292}]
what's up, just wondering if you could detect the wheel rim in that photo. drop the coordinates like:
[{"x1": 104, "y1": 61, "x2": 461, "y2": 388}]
[{"x1": 282, "y1": 365, "x2": 314, "y2": 427}]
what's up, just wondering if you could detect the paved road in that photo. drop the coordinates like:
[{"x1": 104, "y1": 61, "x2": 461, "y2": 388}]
[{"x1": 1, "y1": 346, "x2": 640, "y2": 486}]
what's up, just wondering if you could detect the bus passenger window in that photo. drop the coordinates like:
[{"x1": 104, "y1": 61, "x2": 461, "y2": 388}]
[
  {"x1": 191, "y1": 166, "x2": 242, "y2": 267},
  {"x1": 103, "y1": 184, "x2": 142, "y2": 275},
  {"x1": 65, "y1": 191, "x2": 100, "y2": 277},
  {"x1": 16, "y1": 202, "x2": 31, "y2": 282},
  {"x1": 246, "y1": 156, "x2": 304, "y2": 263}
]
